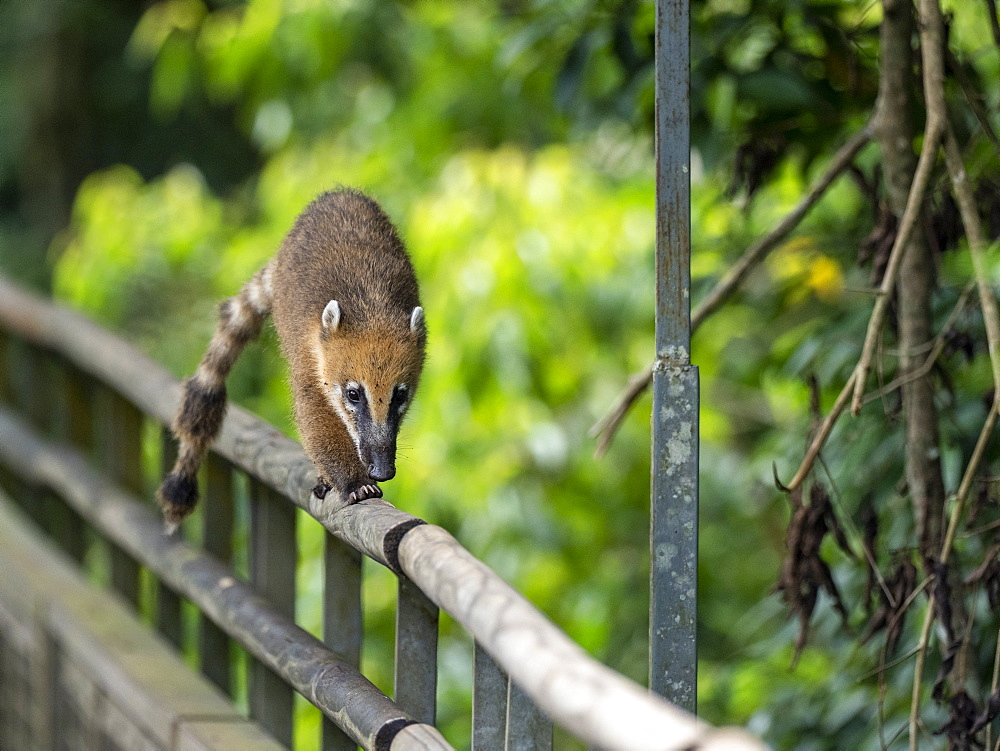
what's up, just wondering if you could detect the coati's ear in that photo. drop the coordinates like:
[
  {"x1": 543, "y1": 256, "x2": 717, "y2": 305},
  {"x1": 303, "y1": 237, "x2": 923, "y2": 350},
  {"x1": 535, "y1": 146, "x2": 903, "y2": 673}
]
[
  {"x1": 322, "y1": 300, "x2": 341, "y2": 332},
  {"x1": 409, "y1": 306, "x2": 424, "y2": 334}
]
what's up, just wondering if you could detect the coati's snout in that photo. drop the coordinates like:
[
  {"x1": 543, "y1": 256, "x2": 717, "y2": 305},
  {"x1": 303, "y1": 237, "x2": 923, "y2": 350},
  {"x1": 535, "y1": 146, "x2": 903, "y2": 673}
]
[
  {"x1": 316, "y1": 299, "x2": 424, "y2": 491},
  {"x1": 351, "y1": 389, "x2": 402, "y2": 483},
  {"x1": 366, "y1": 446, "x2": 396, "y2": 482},
  {"x1": 327, "y1": 376, "x2": 410, "y2": 484}
]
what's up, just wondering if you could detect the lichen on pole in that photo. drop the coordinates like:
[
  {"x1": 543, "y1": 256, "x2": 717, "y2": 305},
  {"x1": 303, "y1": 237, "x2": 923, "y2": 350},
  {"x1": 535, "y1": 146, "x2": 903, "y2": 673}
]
[{"x1": 650, "y1": 0, "x2": 699, "y2": 711}]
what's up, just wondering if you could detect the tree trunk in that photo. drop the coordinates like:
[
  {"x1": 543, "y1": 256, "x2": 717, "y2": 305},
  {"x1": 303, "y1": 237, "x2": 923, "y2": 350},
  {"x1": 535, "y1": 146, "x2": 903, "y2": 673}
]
[{"x1": 874, "y1": 0, "x2": 946, "y2": 567}]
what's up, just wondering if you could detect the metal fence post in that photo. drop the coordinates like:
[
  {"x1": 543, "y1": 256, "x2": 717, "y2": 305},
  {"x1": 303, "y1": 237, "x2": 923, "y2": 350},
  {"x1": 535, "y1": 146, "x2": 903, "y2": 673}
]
[
  {"x1": 100, "y1": 388, "x2": 144, "y2": 607},
  {"x1": 651, "y1": 0, "x2": 698, "y2": 712},
  {"x1": 249, "y1": 480, "x2": 296, "y2": 747},
  {"x1": 201, "y1": 453, "x2": 235, "y2": 693},
  {"x1": 393, "y1": 575, "x2": 439, "y2": 724},
  {"x1": 157, "y1": 427, "x2": 184, "y2": 648},
  {"x1": 505, "y1": 680, "x2": 552, "y2": 751},
  {"x1": 50, "y1": 359, "x2": 88, "y2": 563},
  {"x1": 472, "y1": 643, "x2": 507, "y2": 751},
  {"x1": 322, "y1": 534, "x2": 362, "y2": 751}
]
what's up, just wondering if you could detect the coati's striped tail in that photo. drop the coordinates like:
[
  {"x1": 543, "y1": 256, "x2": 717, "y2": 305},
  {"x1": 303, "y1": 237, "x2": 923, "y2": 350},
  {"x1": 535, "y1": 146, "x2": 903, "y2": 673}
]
[{"x1": 157, "y1": 263, "x2": 274, "y2": 530}]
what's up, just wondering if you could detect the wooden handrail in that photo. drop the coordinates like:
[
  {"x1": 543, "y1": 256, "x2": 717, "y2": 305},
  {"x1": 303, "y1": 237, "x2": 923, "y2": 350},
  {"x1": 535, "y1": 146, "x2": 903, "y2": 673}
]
[
  {"x1": 0, "y1": 274, "x2": 765, "y2": 750},
  {"x1": 0, "y1": 407, "x2": 450, "y2": 751}
]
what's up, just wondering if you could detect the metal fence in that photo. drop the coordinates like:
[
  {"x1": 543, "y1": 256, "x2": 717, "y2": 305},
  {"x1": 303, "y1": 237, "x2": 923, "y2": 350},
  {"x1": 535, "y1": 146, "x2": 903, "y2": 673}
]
[
  {"x1": 0, "y1": 275, "x2": 761, "y2": 751},
  {"x1": 0, "y1": 484, "x2": 286, "y2": 751},
  {"x1": 0, "y1": 0, "x2": 763, "y2": 744}
]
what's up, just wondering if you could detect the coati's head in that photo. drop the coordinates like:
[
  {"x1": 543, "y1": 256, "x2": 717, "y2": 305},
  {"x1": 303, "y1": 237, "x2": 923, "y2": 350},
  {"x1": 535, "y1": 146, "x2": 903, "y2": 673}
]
[{"x1": 315, "y1": 299, "x2": 426, "y2": 484}]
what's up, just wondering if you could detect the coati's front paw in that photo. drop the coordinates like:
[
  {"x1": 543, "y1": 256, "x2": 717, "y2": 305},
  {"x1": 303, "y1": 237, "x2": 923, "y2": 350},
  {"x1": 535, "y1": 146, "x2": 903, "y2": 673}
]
[
  {"x1": 346, "y1": 483, "x2": 382, "y2": 504},
  {"x1": 312, "y1": 480, "x2": 333, "y2": 499}
]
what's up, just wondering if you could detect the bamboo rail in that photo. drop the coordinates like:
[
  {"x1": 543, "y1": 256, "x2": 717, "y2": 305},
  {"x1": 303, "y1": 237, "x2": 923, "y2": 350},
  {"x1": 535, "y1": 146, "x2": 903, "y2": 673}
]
[{"x1": 0, "y1": 273, "x2": 764, "y2": 750}]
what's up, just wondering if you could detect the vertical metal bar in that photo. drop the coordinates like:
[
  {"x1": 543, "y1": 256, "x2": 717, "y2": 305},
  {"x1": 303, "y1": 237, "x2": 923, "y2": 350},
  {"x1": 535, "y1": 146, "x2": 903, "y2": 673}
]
[
  {"x1": 322, "y1": 535, "x2": 362, "y2": 750},
  {"x1": 102, "y1": 390, "x2": 145, "y2": 492},
  {"x1": 30, "y1": 351, "x2": 70, "y2": 553},
  {"x1": 200, "y1": 453, "x2": 234, "y2": 693},
  {"x1": 62, "y1": 363, "x2": 94, "y2": 452},
  {"x1": 6, "y1": 340, "x2": 42, "y2": 519},
  {"x1": 249, "y1": 480, "x2": 296, "y2": 747},
  {"x1": 3, "y1": 338, "x2": 27, "y2": 414},
  {"x1": 24, "y1": 350, "x2": 67, "y2": 550},
  {"x1": 10, "y1": 343, "x2": 53, "y2": 452},
  {"x1": 652, "y1": 0, "x2": 698, "y2": 711},
  {"x1": 472, "y1": 642, "x2": 507, "y2": 751},
  {"x1": 28, "y1": 347, "x2": 55, "y2": 436},
  {"x1": 102, "y1": 390, "x2": 143, "y2": 607},
  {"x1": 505, "y1": 680, "x2": 552, "y2": 751},
  {"x1": 0, "y1": 329, "x2": 10, "y2": 404},
  {"x1": 393, "y1": 576, "x2": 438, "y2": 725},
  {"x1": 157, "y1": 427, "x2": 184, "y2": 647},
  {"x1": 655, "y1": 0, "x2": 692, "y2": 354},
  {"x1": 108, "y1": 543, "x2": 141, "y2": 609},
  {"x1": 51, "y1": 360, "x2": 89, "y2": 562},
  {"x1": 41, "y1": 486, "x2": 85, "y2": 563}
]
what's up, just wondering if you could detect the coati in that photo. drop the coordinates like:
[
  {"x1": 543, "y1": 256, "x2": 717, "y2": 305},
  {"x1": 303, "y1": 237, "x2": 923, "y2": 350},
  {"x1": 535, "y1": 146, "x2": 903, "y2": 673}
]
[{"x1": 157, "y1": 189, "x2": 426, "y2": 529}]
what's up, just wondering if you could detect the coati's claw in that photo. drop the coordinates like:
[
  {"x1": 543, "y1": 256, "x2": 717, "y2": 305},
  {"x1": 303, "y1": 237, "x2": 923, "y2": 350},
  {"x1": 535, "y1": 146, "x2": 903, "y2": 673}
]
[
  {"x1": 347, "y1": 484, "x2": 382, "y2": 504},
  {"x1": 312, "y1": 481, "x2": 332, "y2": 499}
]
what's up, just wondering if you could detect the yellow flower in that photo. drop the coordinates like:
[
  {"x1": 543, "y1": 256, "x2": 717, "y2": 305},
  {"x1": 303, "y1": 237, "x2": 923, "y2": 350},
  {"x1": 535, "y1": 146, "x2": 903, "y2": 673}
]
[{"x1": 806, "y1": 256, "x2": 844, "y2": 301}]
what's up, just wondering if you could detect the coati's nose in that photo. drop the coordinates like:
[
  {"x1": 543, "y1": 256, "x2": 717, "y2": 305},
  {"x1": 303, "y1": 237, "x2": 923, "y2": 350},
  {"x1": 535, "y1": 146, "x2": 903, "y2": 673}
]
[
  {"x1": 368, "y1": 463, "x2": 396, "y2": 482},
  {"x1": 368, "y1": 447, "x2": 396, "y2": 482}
]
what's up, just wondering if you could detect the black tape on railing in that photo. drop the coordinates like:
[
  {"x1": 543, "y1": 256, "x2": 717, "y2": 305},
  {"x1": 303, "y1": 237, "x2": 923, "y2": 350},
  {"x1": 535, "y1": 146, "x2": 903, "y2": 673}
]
[
  {"x1": 0, "y1": 275, "x2": 766, "y2": 751},
  {"x1": 0, "y1": 406, "x2": 451, "y2": 751}
]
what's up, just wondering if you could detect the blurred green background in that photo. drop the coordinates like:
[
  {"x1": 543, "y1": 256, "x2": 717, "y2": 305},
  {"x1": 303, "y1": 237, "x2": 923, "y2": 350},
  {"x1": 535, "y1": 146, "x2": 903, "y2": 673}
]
[{"x1": 1, "y1": 0, "x2": 998, "y2": 748}]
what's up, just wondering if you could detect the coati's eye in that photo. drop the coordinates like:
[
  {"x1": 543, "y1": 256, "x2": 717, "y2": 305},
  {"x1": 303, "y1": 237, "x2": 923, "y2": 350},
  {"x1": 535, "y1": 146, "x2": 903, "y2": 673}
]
[{"x1": 345, "y1": 387, "x2": 362, "y2": 404}]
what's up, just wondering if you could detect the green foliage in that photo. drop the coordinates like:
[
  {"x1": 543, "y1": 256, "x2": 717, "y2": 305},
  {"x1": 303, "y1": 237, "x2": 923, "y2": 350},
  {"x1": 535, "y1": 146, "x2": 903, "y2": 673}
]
[{"x1": 4, "y1": 0, "x2": 999, "y2": 748}]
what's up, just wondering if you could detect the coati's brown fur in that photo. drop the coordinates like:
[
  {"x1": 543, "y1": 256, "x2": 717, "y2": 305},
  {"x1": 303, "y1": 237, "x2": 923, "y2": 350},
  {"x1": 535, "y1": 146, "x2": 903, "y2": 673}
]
[{"x1": 157, "y1": 190, "x2": 426, "y2": 529}]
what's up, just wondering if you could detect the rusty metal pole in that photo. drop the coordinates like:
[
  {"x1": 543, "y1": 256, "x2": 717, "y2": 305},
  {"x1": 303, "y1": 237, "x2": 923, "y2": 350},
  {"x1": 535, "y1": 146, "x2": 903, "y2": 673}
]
[{"x1": 651, "y1": 0, "x2": 698, "y2": 711}]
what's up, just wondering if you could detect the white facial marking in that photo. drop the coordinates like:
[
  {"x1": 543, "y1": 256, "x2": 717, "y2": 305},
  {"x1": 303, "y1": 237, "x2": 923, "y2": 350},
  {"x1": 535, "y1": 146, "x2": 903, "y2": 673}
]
[
  {"x1": 311, "y1": 343, "x2": 326, "y2": 384},
  {"x1": 327, "y1": 382, "x2": 364, "y2": 462},
  {"x1": 312, "y1": 342, "x2": 363, "y2": 461},
  {"x1": 322, "y1": 300, "x2": 341, "y2": 331}
]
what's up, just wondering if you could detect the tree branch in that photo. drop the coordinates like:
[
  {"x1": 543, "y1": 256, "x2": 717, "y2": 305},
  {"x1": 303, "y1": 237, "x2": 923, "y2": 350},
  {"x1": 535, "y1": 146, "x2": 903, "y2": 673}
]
[
  {"x1": 590, "y1": 369, "x2": 652, "y2": 457},
  {"x1": 910, "y1": 402, "x2": 1000, "y2": 746},
  {"x1": 874, "y1": 0, "x2": 948, "y2": 565},
  {"x1": 785, "y1": 0, "x2": 928, "y2": 491},
  {"x1": 908, "y1": 0, "x2": 1000, "y2": 744},
  {"x1": 941, "y1": 123, "x2": 1000, "y2": 388},
  {"x1": 985, "y1": 0, "x2": 1000, "y2": 50},
  {"x1": 850, "y1": 124, "x2": 943, "y2": 415},
  {"x1": 783, "y1": 372, "x2": 856, "y2": 491},
  {"x1": 782, "y1": 281, "x2": 970, "y2": 492},
  {"x1": 987, "y1": 629, "x2": 1000, "y2": 750},
  {"x1": 690, "y1": 126, "x2": 873, "y2": 328},
  {"x1": 945, "y1": 47, "x2": 1000, "y2": 153},
  {"x1": 862, "y1": 282, "x2": 975, "y2": 406},
  {"x1": 907, "y1": 2, "x2": 950, "y2": 744},
  {"x1": 591, "y1": 126, "x2": 873, "y2": 456}
]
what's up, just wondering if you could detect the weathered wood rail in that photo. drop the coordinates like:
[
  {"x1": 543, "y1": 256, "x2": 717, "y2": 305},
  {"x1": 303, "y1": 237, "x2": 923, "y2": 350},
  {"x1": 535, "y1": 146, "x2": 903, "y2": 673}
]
[
  {"x1": 0, "y1": 487, "x2": 284, "y2": 751},
  {"x1": 0, "y1": 273, "x2": 764, "y2": 750}
]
